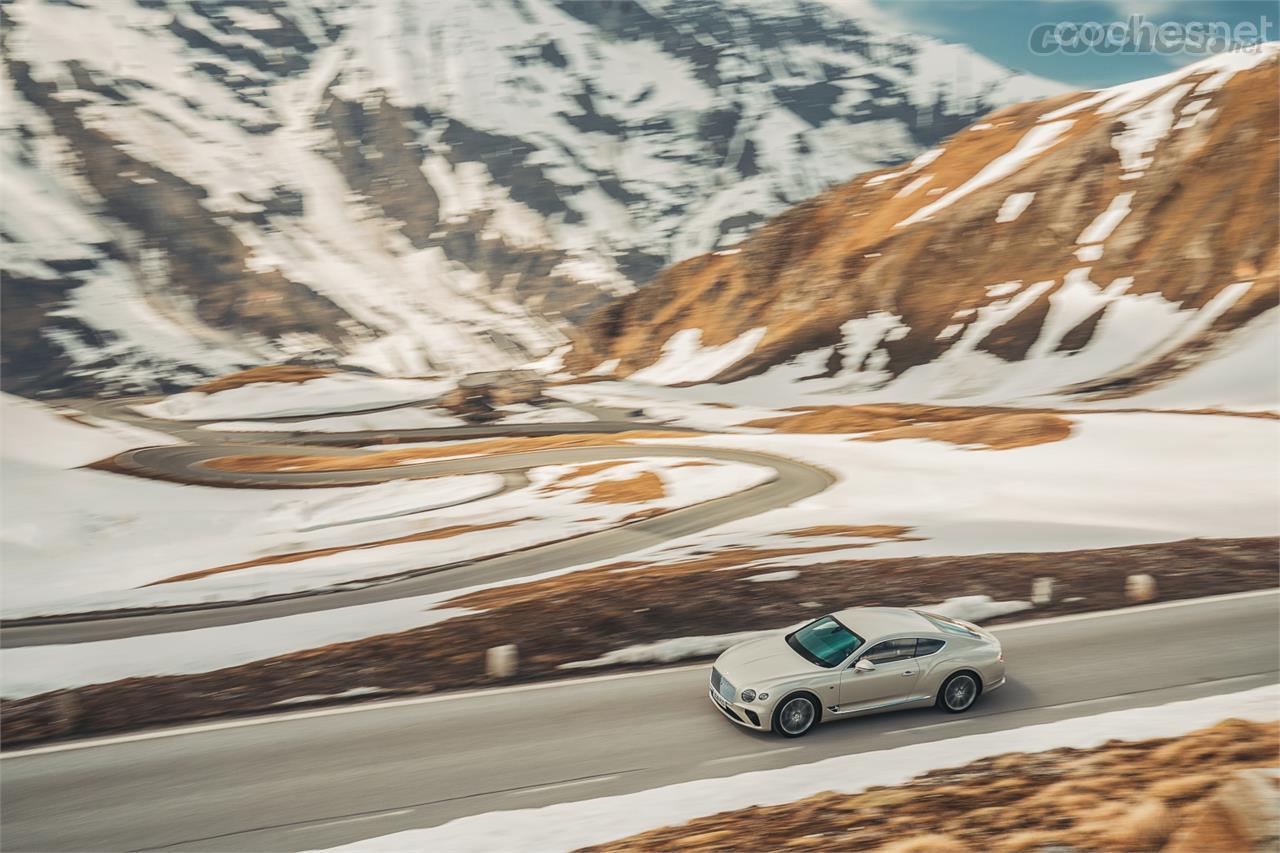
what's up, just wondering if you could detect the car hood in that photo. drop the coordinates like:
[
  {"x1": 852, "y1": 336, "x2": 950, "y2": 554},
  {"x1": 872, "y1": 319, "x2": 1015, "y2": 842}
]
[{"x1": 714, "y1": 633, "x2": 820, "y2": 687}]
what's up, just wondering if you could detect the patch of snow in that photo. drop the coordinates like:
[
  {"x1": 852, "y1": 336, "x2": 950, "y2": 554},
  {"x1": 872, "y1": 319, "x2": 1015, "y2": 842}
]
[
  {"x1": 629, "y1": 328, "x2": 767, "y2": 386},
  {"x1": 897, "y1": 121, "x2": 1073, "y2": 227},
  {"x1": 864, "y1": 147, "x2": 943, "y2": 187},
  {"x1": 290, "y1": 476, "x2": 506, "y2": 531},
  {"x1": 745, "y1": 570, "x2": 800, "y2": 583},
  {"x1": 222, "y1": 6, "x2": 279, "y2": 30},
  {"x1": 1112, "y1": 84, "x2": 1190, "y2": 176},
  {"x1": 0, "y1": 394, "x2": 178, "y2": 468},
  {"x1": 0, "y1": 600, "x2": 478, "y2": 699},
  {"x1": 587, "y1": 359, "x2": 621, "y2": 377},
  {"x1": 894, "y1": 175, "x2": 932, "y2": 198},
  {"x1": 1119, "y1": 307, "x2": 1278, "y2": 412},
  {"x1": 135, "y1": 375, "x2": 454, "y2": 420},
  {"x1": 1076, "y1": 192, "x2": 1135, "y2": 244},
  {"x1": 523, "y1": 346, "x2": 570, "y2": 377},
  {"x1": 326, "y1": 685, "x2": 1280, "y2": 852},
  {"x1": 995, "y1": 191, "x2": 1034, "y2": 223},
  {"x1": 497, "y1": 407, "x2": 598, "y2": 425},
  {"x1": 274, "y1": 686, "x2": 384, "y2": 706},
  {"x1": 925, "y1": 595, "x2": 1032, "y2": 622},
  {"x1": 985, "y1": 281, "x2": 1022, "y2": 299},
  {"x1": 1074, "y1": 245, "x2": 1104, "y2": 262},
  {"x1": 1180, "y1": 97, "x2": 1211, "y2": 116},
  {"x1": 558, "y1": 626, "x2": 799, "y2": 670},
  {"x1": 202, "y1": 408, "x2": 465, "y2": 433}
]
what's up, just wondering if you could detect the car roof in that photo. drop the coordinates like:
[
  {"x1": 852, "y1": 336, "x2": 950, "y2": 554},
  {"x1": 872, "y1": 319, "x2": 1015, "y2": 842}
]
[{"x1": 832, "y1": 606, "x2": 934, "y2": 641}]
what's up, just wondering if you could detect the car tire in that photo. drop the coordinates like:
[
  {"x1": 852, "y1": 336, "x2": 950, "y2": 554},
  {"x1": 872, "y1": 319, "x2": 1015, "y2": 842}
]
[
  {"x1": 772, "y1": 694, "x2": 819, "y2": 737},
  {"x1": 937, "y1": 672, "x2": 981, "y2": 713}
]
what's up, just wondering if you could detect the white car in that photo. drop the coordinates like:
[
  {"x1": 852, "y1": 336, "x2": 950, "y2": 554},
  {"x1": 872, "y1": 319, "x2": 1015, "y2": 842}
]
[{"x1": 709, "y1": 606, "x2": 1006, "y2": 737}]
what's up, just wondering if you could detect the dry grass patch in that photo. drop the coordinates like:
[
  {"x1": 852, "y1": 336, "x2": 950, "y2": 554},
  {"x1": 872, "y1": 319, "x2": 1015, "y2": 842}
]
[
  {"x1": 545, "y1": 461, "x2": 630, "y2": 484},
  {"x1": 743, "y1": 403, "x2": 1002, "y2": 433},
  {"x1": 204, "y1": 431, "x2": 698, "y2": 474},
  {"x1": 579, "y1": 472, "x2": 665, "y2": 504},
  {"x1": 585, "y1": 719, "x2": 1279, "y2": 852},
  {"x1": 149, "y1": 518, "x2": 533, "y2": 585},
  {"x1": 541, "y1": 462, "x2": 668, "y2": 503},
  {"x1": 192, "y1": 365, "x2": 333, "y2": 394},
  {"x1": 785, "y1": 524, "x2": 920, "y2": 541},
  {"x1": 856, "y1": 411, "x2": 1073, "y2": 451},
  {"x1": 744, "y1": 404, "x2": 1073, "y2": 450}
]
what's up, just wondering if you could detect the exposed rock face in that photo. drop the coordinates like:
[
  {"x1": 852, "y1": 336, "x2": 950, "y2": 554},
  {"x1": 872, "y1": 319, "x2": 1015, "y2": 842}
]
[
  {"x1": 440, "y1": 370, "x2": 547, "y2": 418},
  {"x1": 2, "y1": 0, "x2": 1061, "y2": 395},
  {"x1": 569, "y1": 48, "x2": 1280, "y2": 402}
]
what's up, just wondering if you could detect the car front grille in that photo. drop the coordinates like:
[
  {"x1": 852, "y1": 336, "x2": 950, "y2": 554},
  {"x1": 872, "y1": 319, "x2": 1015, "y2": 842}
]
[{"x1": 710, "y1": 667, "x2": 735, "y2": 703}]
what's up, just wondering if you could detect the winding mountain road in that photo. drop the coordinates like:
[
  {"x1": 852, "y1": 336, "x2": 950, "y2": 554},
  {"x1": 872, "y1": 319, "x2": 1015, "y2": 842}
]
[
  {"x1": 3, "y1": 591, "x2": 1276, "y2": 852},
  {"x1": 4, "y1": 400, "x2": 832, "y2": 646}
]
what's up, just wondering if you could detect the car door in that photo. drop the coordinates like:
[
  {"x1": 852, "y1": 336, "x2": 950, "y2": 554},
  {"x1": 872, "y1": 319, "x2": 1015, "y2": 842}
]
[{"x1": 838, "y1": 638, "x2": 923, "y2": 710}]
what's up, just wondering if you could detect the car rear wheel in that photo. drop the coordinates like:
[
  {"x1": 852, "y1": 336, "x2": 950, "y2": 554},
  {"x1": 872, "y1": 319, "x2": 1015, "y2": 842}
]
[
  {"x1": 772, "y1": 694, "x2": 818, "y2": 737},
  {"x1": 937, "y1": 672, "x2": 980, "y2": 713}
]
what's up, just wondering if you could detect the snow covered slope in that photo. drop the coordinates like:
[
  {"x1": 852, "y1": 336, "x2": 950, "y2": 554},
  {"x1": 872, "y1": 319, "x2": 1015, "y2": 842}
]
[
  {"x1": 569, "y1": 46, "x2": 1280, "y2": 408},
  {"x1": 1, "y1": 0, "x2": 1064, "y2": 395}
]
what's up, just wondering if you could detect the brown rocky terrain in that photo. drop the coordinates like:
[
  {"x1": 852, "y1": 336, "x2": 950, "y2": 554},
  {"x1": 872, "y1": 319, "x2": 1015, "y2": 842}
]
[
  {"x1": 569, "y1": 49, "x2": 1280, "y2": 395},
  {"x1": 586, "y1": 719, "x2": 1280, "y2": 853},
  {"x1": 190, "y1": 365, "x2": 334, "y2": 394},
  {"x1": 4, "y1": 536, "x2": 1274, "y2": 746},
  {"x1": 743, "y1": 404, "x2": 1074, "y2": 450},
  {"x1": 202, "y1": 431, "x2": 698, "y2": 474}
]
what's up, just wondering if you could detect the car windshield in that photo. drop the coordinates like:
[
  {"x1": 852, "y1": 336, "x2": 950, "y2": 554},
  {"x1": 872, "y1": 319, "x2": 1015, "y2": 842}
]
[{"x1": 786, "y1": 616, "x2": 864, "y2": 668}]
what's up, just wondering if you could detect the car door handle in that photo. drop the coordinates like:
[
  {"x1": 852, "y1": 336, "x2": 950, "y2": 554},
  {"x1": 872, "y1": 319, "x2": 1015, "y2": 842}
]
[{"x1": 901, "y1": 671, "x2": 915, "y2": 676}]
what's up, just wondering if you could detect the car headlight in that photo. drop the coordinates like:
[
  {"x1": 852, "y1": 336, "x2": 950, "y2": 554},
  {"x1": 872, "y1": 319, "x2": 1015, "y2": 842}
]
[{"x1": 740, "y1": 689, "x2": 757, "y2": 703}]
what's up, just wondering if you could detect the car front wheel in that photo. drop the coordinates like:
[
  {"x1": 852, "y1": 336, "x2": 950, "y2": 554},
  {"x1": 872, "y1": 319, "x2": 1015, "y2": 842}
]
[
  {"x1": 772, "y1": 694, "x2": 819, "y2": 737},
  {"x1": 937, "y1": 672, "x2": 980, "y2": 713}
]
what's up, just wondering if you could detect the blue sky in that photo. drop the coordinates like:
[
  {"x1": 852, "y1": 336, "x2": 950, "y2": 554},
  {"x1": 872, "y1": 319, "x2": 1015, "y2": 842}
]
[{"x1": 866, "y1": 1, "x2": 1278, "y2": 86}]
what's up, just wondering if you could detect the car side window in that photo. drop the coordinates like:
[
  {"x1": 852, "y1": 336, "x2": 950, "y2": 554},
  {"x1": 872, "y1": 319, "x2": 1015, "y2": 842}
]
[
  {"x1": 863, "y1": 638, "x2": 917, "y2": 665},
  {"x1": 915, "y1": 638, "x2": 945, "y2": 657}
]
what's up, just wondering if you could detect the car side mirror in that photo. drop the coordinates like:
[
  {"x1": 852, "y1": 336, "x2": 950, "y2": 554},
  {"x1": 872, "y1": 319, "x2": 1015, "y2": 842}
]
[{"x1": 854, "y1": 658, "x2": 876, "y2": 673}]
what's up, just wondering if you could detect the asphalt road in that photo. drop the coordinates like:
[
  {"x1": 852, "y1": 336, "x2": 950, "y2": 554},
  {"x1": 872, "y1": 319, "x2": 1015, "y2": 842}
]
[{"x1": 3, "y1": 591, "x2": 1276, "y2": 852}]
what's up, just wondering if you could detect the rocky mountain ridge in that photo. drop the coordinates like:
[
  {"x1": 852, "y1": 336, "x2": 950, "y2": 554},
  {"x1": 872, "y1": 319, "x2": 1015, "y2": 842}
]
[
  {"x1": 1, "y1": 0, "x2": 1061, "y2": 395},
  {"x1": 567, "y1": 46, "x2": 1279, "y2": 403}
]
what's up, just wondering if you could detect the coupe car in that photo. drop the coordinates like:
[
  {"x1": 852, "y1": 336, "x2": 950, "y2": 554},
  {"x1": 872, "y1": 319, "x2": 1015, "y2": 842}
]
[{"x1": 708, "y1": 606, "x2": 1005, "y2": 737}]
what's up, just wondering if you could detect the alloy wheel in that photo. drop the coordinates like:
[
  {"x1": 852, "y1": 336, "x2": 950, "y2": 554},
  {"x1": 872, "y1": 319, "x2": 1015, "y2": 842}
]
[
  {"x1": 778, "y1": 697, "x2": 815, "y2": 734},
  {"x1": 944, "y1": 674, "x2": 977, "y2": 711}
]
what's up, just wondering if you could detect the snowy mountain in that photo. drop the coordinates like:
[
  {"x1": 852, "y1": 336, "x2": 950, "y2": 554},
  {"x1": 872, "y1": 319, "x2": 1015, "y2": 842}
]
[
  {"x1": 568, "y1": 46, "x2": 1280, "y2": 406},
  {"x1": 1, "y1": 0, "x2": 1065, "y2": 395}
]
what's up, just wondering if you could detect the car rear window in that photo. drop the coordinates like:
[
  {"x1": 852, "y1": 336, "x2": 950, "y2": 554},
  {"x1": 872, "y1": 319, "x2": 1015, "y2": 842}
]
[{"x1": 913, "y1": 610, "x2": 981, "y2": 639}]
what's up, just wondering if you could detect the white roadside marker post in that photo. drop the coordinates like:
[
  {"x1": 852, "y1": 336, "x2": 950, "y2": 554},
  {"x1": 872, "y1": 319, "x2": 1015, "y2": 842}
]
[
  {"x1": 1031, "y1": 577, "x2": 1055, "y2": 606},
  {"x1": 486, "y1": 644, "x2": 519, "y2": 679},
  {"x1": 1125, "y1": 574, "x2": 1159, "y2": 603}
]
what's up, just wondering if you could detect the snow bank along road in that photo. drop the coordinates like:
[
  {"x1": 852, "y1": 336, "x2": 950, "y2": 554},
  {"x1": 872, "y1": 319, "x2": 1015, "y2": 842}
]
[
  {"x1": 2, "y1": 403, "x2": 833, "y2": 646},
  {"x1": 3, "y1": 592, "x2": 1276, "y2": 852}
]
